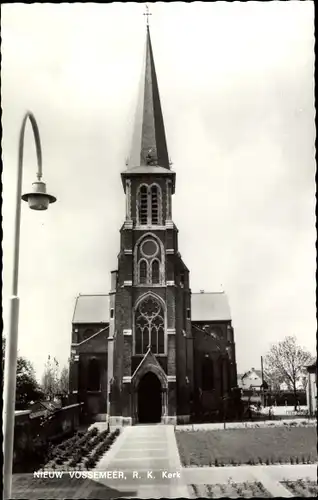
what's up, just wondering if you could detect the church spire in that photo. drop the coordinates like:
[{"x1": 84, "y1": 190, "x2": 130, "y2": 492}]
[{"x1": 128, "y1": 14, "x2": 170, "y2": 170}]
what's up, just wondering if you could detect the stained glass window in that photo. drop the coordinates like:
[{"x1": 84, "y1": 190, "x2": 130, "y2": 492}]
[{"x1": 135, "y1": 296, "x2": 165, "y2": 354}]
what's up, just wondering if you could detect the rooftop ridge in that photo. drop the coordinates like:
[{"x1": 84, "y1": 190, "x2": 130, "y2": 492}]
[{"x1": 77, "y1": 293, "x2": 109, "y2": 297}]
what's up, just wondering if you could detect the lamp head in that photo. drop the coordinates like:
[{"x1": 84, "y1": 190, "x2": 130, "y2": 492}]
[{"x1": 21, "y1": 180, "x2": 56, "y2": 211}]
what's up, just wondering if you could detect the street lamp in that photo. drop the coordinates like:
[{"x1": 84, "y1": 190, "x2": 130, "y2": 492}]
[{"x1": 3, "y1": 111, "x2": 56, "y2": 500}]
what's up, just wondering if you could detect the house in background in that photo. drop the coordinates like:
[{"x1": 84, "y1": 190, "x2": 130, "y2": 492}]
[
  {"x1": 306, "y1": 361, "x2": 317, "y2": 416},
  {"x1": 278, "y1": 379, "x2": 306, "y2": 391},
  {"x1": 238, "y1": 368, "x2": 264, "y2": 391},
  {"x1": 238, "y1": 368, "x2": 307, "y2": 393}
]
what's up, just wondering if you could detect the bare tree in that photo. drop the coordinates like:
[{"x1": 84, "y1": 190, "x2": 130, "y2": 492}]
[
  {"x1": 264, "y1": 336, "x2": 313, "y2": 409},
  {"x1": 41, "y1": 355, "x2": 60, "y2": 400},
  {"x1": 59, "y1": 365, "x2": 69, "y2": 395},
  {"x1": 263, "y1": 367, "x2": 285, "y2": 391}
]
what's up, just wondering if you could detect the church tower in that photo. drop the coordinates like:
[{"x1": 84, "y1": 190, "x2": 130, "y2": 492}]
[
  {"x1": 69, "y1": 15, "x2": 237, "y2": 426},
  {"x1": 107, "y1": 24, "x2": 194, "y2": 426}
]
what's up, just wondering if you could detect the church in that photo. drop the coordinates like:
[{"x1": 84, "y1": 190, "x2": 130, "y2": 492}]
[{"x1": 68, "y1": 23, "x2": 237, "y2": 426}]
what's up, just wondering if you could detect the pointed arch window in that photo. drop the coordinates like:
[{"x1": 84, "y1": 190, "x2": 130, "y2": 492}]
[
  {"x1": 151, "y1": 259, "x2": 160, "y2": 284},
  {"x1": 135, "y1": 296, "x2": 165, "y2": 355},
  {"x1": 151, "y1": 185, "x2": 159, "y2": 224},
  {"x1": 139, "y1": 185, "x2": 148, "y2": 225},
  {"x1": 135, "y1": 236, "x2": 164, "y2": 285},
  {"x1": 139, "y1": 259, "x2": 148, "y2": 284},
  {"x1": 88, "y1": 358, "x2": 101, "y2": 391},
  {"x1": 202, "y1": 356, "x2": 214, "y2": 391},
  {"x1": 137, "y1": 184, "x2": 162, "y2": 225}
]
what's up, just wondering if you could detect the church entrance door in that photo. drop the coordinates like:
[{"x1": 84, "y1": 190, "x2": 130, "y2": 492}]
[{"x1": 137, "y1": 372, "x2": 162, "y2": 423}]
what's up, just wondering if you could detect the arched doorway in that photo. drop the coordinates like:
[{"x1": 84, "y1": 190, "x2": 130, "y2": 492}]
[{"x1": 137, "y1": 372, "x2": 162, "y2": 423}]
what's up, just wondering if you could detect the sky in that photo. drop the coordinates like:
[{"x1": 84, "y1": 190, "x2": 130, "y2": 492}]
[{"x1": 2, "y1": 2, "x2": 316, "y2": 381}]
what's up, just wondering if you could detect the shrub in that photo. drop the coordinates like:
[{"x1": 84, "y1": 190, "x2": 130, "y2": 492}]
[
  {"x1": 85, "y1": 457, "x2": 96, "y2": 469},
  {"x1": 220, "y1": 484, "x2": 226, "y2": 494},
  {"x1": 100, "y1": 429, "x2": 110, "y2": 439},
  {"x1": 84, "y1": 428, "x2": 120, "y2": 470},
  {"x1": 81, "y1": 446, "x2": 90, "y2": 457},
  {"x1": 236, "y1": 486, "x2": 243, "y2": 496}
]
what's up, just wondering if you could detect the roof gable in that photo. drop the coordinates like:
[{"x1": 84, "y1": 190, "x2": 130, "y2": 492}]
[{"x1": 241, "y1": 369, "x2": 262, "y2": 380}]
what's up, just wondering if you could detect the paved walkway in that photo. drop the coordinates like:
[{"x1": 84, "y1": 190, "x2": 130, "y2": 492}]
[{"x1": 93, "y1": 424, "x2": 190, "y2": 498}]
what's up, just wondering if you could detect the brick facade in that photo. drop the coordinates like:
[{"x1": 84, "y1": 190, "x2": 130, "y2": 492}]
[{"x1": 68, "y1": 24, "x2": 237, "y2": 425}]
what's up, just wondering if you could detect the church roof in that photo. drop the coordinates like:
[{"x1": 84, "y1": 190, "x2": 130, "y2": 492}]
[
  {"x1": 72, "y1": 294, "x2": 109, "y2": 324},
  {"x1": 125, "y1": 25, "x2": 170, "y2": 171},
  {"x1": 191, "y1": 292, "x2": 232, "y2": 322},
  {"x1": 72, "y1": 291, "x2": 231, "y2": 324}
]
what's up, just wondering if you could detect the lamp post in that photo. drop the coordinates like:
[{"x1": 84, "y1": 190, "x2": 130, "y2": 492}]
[{"x1": 3, "y1": 111, "x2": 56, "y2": 500}]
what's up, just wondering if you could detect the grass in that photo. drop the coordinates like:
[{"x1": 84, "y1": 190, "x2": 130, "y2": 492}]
[
  {"x1": 176, "y1": 426, "x2": 318, "y2": 467},
  {"x1": 189, "y1": 482, "x2": 271, "y2": 498},
  {"x1": 282, "y1": 479, "x2": 318, "y2": 498}
]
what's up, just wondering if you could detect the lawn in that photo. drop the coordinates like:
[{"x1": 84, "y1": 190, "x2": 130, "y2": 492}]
[
  {"x1": 190, "y1": 482, "x2": 271, "y2": 498},
  {"x1": 282, "y1": 479, "x2": 318, "y2": 497},
  {"x1": 175, "y1": 426, "x2": 318, "y2": 467}
]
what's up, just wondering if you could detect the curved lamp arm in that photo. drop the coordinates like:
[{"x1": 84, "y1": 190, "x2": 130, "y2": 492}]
[
  {"x1": 19, "y1": 111, "x2": 43, "y2": 182},
  {"x1": 13, "y1": 113, "x2": 42, "y2": 295}
]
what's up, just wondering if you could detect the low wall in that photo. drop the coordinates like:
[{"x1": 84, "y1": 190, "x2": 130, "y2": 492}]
[
  {"x1": 13, "y1": 403, "x2": 84, "y2": 471},
  {"x1": 42, "y1": 403, "x2": 84, "y2": 442}
]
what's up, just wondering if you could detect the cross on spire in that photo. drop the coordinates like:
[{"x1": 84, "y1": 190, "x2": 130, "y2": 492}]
[{"x1": 143, "y1": 4, "x2": 152, "y2": 27}]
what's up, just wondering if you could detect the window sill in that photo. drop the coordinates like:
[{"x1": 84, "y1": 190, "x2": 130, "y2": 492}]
[
  {"x1": 135, "y1": 225, "x2": 166, "y2": 230},
  {"x1": 134, "y1": 353, "x2": 167, "y2": 357},
  {"x1": 134, "y1": 283, "x2": 165, "y2": 287}
]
